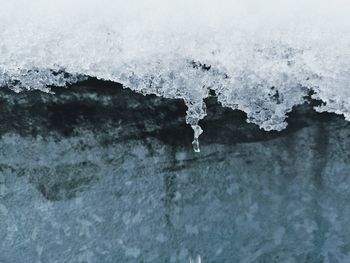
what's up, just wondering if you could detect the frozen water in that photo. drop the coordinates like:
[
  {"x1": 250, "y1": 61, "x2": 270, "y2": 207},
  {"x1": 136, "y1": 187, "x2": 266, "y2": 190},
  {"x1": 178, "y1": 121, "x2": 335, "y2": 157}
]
[
  {"x1": 0, "y1": 78, "x2": 350, "y2": 262},
  {"x1": 0, "y1": 0, "x2": 349, "y2": 149},
  {"x1": 1, "y1": 102, "x2": 350, "y2": 262}
]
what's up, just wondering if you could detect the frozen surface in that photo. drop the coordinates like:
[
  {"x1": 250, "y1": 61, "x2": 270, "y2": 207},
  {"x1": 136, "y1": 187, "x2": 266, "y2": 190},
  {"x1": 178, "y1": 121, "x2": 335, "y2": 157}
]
[
  {"x1": 1, "y1": 0, "x2": 349, "y2": 148},
  {"x1": 1, "y1": 83, "x2": 350, "y2": 262}
]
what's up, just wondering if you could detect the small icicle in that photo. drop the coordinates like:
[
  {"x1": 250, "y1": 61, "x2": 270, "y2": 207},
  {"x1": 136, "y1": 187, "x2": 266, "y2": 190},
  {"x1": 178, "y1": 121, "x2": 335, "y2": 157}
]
[
  {"x1": 192, "y1": 138, "x2": 200, "y2": 153},
  {"x1": 191, "y1": 125, "x2": 203, "y2": 153}
]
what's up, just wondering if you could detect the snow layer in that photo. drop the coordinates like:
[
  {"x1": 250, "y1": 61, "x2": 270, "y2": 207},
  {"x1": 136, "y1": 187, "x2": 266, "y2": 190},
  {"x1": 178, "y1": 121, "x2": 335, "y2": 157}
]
[{"x1": 0, "y1": 0, "x2": 349, "y2": 150}]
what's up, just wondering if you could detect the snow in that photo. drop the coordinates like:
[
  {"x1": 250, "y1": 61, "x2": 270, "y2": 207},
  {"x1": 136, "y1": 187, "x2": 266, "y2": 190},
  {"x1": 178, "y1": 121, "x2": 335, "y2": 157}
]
[{"x1": 0, "y1": 0, "x2": 349, "y2": 150}]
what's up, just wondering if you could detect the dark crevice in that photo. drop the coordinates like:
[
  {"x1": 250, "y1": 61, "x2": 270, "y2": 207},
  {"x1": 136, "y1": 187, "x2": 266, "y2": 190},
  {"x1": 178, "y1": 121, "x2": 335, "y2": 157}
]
[{"x1": 0, "y1": 78, "x2": 349, "y2": 149}]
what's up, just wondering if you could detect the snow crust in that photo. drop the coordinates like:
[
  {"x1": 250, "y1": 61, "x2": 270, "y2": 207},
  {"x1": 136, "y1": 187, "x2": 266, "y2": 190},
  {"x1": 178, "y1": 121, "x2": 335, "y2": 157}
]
[{"x1": 0, "y1": 0, "x2": 349, "y2": 150}]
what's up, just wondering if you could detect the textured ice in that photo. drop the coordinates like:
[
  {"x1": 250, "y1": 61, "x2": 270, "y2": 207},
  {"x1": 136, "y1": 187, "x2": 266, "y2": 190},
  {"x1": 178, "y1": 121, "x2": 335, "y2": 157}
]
[{"x1": 0, "y1": 0, "x2": 349, "y2": 149}]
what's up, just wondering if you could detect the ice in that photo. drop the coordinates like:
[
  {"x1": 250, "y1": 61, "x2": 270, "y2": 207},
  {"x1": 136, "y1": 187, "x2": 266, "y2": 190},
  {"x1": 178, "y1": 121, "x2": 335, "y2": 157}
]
[{"x1": 0, "y1": 0, "x2": 349, "y2": 150}]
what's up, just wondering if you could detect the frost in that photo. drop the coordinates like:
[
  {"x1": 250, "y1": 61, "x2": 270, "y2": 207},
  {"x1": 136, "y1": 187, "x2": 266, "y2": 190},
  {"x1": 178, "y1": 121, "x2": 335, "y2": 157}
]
[{"x1": 0, "y1": 0, "x2": 349, "y2": 150}]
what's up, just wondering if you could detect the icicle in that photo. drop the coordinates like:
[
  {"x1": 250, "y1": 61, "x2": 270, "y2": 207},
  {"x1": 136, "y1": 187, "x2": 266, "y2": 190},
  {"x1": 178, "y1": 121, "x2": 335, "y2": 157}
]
[{"x1": 191, "y1": 125, "x2": 203, "y2": 153}]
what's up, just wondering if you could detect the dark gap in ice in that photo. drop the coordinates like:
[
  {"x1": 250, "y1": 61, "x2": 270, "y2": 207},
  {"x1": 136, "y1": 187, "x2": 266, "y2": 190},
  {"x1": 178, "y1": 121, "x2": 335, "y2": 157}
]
[{"x1": 0, "y1": 78, "x2": 346, "y2": 149}]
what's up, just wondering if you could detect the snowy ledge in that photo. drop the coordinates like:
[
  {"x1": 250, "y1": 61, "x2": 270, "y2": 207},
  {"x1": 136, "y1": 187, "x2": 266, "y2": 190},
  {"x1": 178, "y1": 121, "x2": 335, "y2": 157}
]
[{"x1": 1, "y1": 0, "x2": 349, "y2": 151}]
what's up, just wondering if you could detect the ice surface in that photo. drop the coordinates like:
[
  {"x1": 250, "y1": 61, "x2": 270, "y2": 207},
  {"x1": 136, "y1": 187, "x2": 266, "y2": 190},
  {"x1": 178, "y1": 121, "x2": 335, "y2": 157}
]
[
  {"x1": 0, "y1": 0, "x2": 349, "y2": 150},
  {"x1": 1, "y1": 110, "x2": 350, "y2": 262}
]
